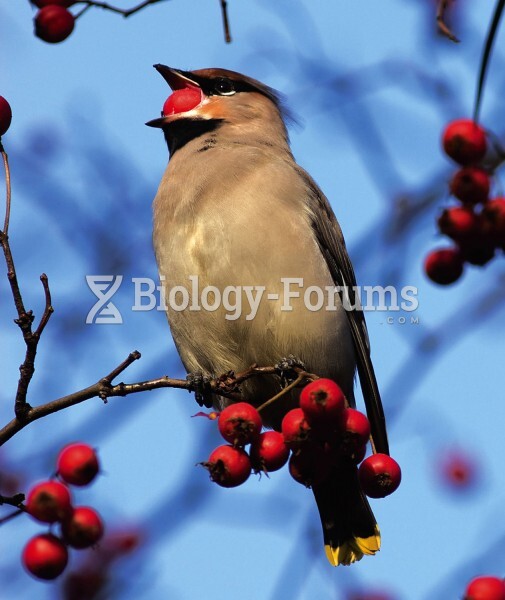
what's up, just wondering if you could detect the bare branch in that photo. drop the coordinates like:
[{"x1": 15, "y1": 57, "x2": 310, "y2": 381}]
[
  {"x1": 0, "y1": 357, "x2": 317, "y2": 447},
  {"x1": 219, "y1": 0, "x2": 232, "y2": 43},
  {"x1": 77, "y1": 0, "x2": 169, "y2": 18},
  {"x1": 436, "y1": 0, "x2": 460, "y2": 43}
]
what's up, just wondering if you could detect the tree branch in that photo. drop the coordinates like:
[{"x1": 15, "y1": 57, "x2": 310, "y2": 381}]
[
  {"x1": 436, "y1": 0, "x2": 460, "y2": 43},
  {"x1": 78, "y1": 0, "x2": 169, "y2": 18}
]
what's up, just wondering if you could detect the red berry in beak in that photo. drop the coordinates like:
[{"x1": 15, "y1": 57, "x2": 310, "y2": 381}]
[
  {"x1": 163, "y1": 88, "x2": 202, "y2": 116},
  {"x1": 442, "y1": 119, "x2": 487, "y2": 165},
  {"x1": 281, "y1": 408, "x2": 311, "y2": 448},
  {"x1": 22, "y1": 534, "x2": 68, "y2": 580},
  {"x1": 358, "y1": 453, "x2": 401, "y2": 498},
  {"x1": 299, "y1": 378, "x2": 345, "y2": 427},
  {"x1": 424, "y1": 247, "x2": 464, "y2": 285},
  {"x1": 250, "y1": 431, "x2": 290, "y2": 473},
  {"x1": 217, "y1": 402, "x2": 262, "y2": 446},
  {"x1": 202, "y1": 445, "x2": 251, "y2": 487}
]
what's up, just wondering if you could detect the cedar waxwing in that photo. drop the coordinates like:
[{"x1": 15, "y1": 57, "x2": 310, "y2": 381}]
[{"x1": 147, "y1": 65, "x2": 389, "y2": 566}]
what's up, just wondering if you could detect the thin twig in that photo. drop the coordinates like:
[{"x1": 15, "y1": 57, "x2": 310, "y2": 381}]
[
  {"x1": 257, "y1": 371, "x2": 318, "y2": 413},
  {"x1": 79, "y1": 0, "x2": 168, "y2": 18},
  {"x1": 0, "y1": 508, "x2": 24, "y2": 526},
  {"x1": 1, "y1": 146, "x2": 11, "y2": 235},
  {"x1": 34, "y1": 274, "x2": 54, "y2": 338},
  {"x1": 219, "y1": 0, "x2": 232, "y2": 43},
  {"x1": 436, "y1": 0, "x2": 460, "y2": 43}
]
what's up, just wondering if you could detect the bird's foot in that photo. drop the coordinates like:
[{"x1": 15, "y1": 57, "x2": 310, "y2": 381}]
[
  {"x1": 186, "y1": 372, "x2": 214, "y2": 408},
  {"x1": 274, "y1": 354, "x2": 306, "y2": 386}
]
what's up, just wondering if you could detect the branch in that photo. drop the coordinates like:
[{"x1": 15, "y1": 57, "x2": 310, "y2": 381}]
[
  {"x1": 0, "y1": 146, "x2": 54, "y2": 420},
  {"x1": 77, "y1": 0, "x2": 169, "y2": 18},
  {"x1": 436, "y1": 0, "x2": 460, "y2": 43},
  {"x1": 0, "y1": 356, "x2": 316, "y2": 447},
  {"x1": 219, "y1": 0, "x2": 232, "y2": 43}
]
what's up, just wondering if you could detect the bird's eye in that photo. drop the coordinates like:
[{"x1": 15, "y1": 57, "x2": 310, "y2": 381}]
[{"x1": 213, "y1": 78, "x2": 236, "y2": 96}]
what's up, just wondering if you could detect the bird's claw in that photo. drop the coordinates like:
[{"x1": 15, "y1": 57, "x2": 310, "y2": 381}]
[
  {"x1": 186, "y1": 372, "x2": 214, "y2": 408},
  {"x1": 274, "y1": 354, "x2": 306, "y2": 386}
]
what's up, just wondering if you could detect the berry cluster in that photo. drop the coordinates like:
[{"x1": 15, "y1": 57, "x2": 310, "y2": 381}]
[
  {"x1": 425, "y1": 119, "x2": 505, "y2": 285},
  {"x1": 464, "y1": 575, "x2": 505, "y2": 600},
  {"x1": 31, "y1": 0, "x2": 76, "y2": 44},
  {"x1": 200, "y1": 379, "x2": 401, "y2": 500},
  {"x1": 22, "y1": 443, "x2": 103, "y2": 580}
]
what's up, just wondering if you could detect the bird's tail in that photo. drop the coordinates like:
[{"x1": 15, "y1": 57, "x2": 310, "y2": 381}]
[{"x1": 312, "y1": 463, "x2": 380, "y2": 566}]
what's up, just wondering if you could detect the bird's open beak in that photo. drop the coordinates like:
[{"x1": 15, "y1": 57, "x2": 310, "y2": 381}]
[{"x1": 146, "y1": 65, "x2": 203, "y2": 128}]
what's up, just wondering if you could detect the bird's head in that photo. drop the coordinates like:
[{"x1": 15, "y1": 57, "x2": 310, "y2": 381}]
[{"x1": 146, "y1": 65, "x2": 290, "y2": 155}]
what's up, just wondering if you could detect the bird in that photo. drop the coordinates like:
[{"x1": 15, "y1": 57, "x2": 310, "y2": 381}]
[{"x1": 147, "y1": 65, "x2": 389, "y2": 566}]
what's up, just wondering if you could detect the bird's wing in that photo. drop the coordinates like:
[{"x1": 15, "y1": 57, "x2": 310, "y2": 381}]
[{"x1": 299, "y1": 168, "x2": 390, "y2": 455}]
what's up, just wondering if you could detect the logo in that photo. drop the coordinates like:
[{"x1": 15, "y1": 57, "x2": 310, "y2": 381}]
[{"x1": 86, "y1": 275, "x2": 123, "y2": 324}]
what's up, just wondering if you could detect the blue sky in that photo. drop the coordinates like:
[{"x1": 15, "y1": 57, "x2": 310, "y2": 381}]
[{"x1": 2, "y1": 1, "x2": 505, "y2": 599}]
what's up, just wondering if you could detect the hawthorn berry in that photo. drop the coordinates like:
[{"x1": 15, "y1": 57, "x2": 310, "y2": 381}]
[
  {"x1": 35, "y1": 6, "x2": 75, "y2": 44},
  {"x1": 217, "y1": 402, "x2": 262, "y2": 446},
  {"x1": 442, "y1": 119, "x2": 487, "y2": 165},
  {"x1": 358, "y1": 454, "x2": 401, "y2": 498},
  {"x1": 281, "y1": 408, "x2": 311, "y2": 448},
  {"x1": 203, "y1": 445, "x2": 251, "y2": 488},
  {"x1": 0, "y1": 96, "x2": 12, "y2": 137},
  {"x1": 459, "y1": 238, "x2": 495, "y2": 266},
  {"x1": 464, "y1": 575, "x2": 505, "y2": 600},
  {"x1": 450, "y1": 167, "x2": 490, "y2": 205},
  {"x1": 482, "y1": 198, "x2": 505, "y2": 249},
  {"x1": 57, "y1": 443, "x2": 100, "y2": 486},
  {"x1": 288, "y1": 444, "x2": 332, "y2": 487},
  {"x1": 163, "y1": 88, "x2": 202, "y2": 116},
  {"x1": 424, "y1": 248, "x2": 464, "y2": 285},
  {"x1": 250, "y1": 431, "x2": 290, "y2": 473},
  {"x1": 441, "y1": 451, "x2": 476, "y2": 490},
  {"x1": 338, "y1": 408, "x2": 371, "y2": 460},
  {"x1": 22, "y1": 534, "x2": 68, "y2": 580},
  {"x1": 62, "y1": 506, "x2": 104, "y2": 549},
  {"x1": 299, "y1": 378, "x2": 345, "y2": 426},
  {"x1": 437, "y1": 206, "x2": 481, "y2": 242},
  {"x1": 26, "y1": 480, "x2": 73, "y2": 523}
]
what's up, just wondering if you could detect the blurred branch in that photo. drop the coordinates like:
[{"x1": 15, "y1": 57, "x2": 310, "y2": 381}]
[
  {"x1": 436, "y1": 0, "x2": 460, "y2": 42},
  {"x1": 219, "y1": 0, "x2": 232, "y2": 43}
]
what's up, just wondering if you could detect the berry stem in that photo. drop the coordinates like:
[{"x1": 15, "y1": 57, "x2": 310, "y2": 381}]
[
  {"x1": 436, "y1": 0, "x2": 460, "y2": 43},
  {"x1": 257, "y1": 372, "x2": 316, "y2": 414},
  {"x1": 1, "y1": 144, "x2": 11, "y2": 235}
]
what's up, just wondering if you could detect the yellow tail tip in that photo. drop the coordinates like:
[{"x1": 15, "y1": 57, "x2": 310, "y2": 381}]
[{"x1": 324, "y1": 527, "x2": 381, "y2": 566}]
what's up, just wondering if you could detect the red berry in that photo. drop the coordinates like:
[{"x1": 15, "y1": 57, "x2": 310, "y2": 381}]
[
  {"x1": 338, "y1": 408, "x2": 371, "y2": 460},
  {"x1": 288, "y1": 444, "x2": 332, "y2": 487},
  {"x1": 0, "y1": 96, "x2": 12, "y2": 137},
  {"x1": 437, "y1": 206, "x2": 481, "y2": 242},
  {"x1": 281, "y1": 408, "x2": 311, "y2": 448},
  {"x1": 450, "y1": 167, "x2": 490, "y2": 205},
  {"x1": 217, "y1": 402, "x2": 262, "y2": 446},
  {"x1": 424, "y1": 248, "x2": 464, "y2": 285},
  {"x1": 459, "y1": 238, "x2": 495, "y2": 266},
  {"x1": 22, "y1": 534, "x2": 68, "y2": 580},
  {"x1": 57, "y1": 443, "x2": 100, "y2": 486},
  {"x1": 32, "y1": 0, "x2": 76, "y2": 6},
  {"x1": 163, "y1": 88, "x2": 202, "y2": 116},
  {"x1": 359, "y1": 454, "x2": 401, "y2": 498},
  {"x1": 442, "y1": 119, "x2": 487, "y2": 165},
  {"x1": 26, "y1": 480, "x2": 73, "y2": 523},
  {"x1": 250, "y1": 431, "x2": 290, "y2": 473},
  {"x1": 464, "y1": 576, "x2": 505, "y2": 600},
  {"x1": 299, "y1": 379, "x2": 345, "y2": 426},
  {"x1": 482, "y1": 198, "x2": 505, "y2": 249},
  {"x1": 441, "y1": 451, "x2": 476, "y2": 490},
  {"x1": 35, "y1": 6, "x2": 75, "y2": 44},
  {"x1": 61, "y1": 506, "x2": 104, "y2": 549},
  {"x1": 202, "y1": 445, "x2": 251, "y2": 488}
]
